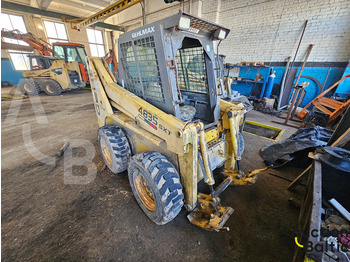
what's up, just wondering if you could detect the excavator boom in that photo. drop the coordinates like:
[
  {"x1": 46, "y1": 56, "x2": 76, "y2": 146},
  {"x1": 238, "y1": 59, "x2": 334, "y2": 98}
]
[{"x1": 1, "y1": 29, "x2": 52, "y2": 56}]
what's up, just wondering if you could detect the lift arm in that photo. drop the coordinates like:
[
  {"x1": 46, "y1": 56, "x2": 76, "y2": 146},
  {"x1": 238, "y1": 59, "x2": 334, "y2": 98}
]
[{"x1": 87, "y1": 56, "x2": 187, "y2": 155}]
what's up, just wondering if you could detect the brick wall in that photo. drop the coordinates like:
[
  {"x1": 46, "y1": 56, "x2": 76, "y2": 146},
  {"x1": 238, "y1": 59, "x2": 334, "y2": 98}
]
[
  {"x1": 217, "y1": 0, "x2": 350, "y2": 63},
  {"x1": 115, "y1": 0, "x2": 349, "y2": 64}
]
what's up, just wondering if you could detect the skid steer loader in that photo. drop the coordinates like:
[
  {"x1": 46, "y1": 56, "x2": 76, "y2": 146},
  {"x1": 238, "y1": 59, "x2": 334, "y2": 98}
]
[
  {"x1": 87, "y1": 12, "x2": 256, "y2": 231},
  {"x1": 19, "y1": 55, "x2": 85, "y2": 96}
]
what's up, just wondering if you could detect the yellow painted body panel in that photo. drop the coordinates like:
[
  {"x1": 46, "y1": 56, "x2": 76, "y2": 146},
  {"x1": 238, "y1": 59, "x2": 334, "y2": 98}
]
[{"x1": 22, "y1": 60, "x2": 82, "y2": 90}]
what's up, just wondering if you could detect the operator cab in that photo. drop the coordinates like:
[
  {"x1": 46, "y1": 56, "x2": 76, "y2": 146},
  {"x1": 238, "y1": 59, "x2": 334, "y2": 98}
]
[
  {"x1": 117, "y1": 12, "x2": 229, "y2": 125},
  {"x1": 52, "y1": 43, "x2": 87, "y2": 65},
  {"x1": 27, "y1": 54, "x2": 56, "y2": 70},
  {"x1": 175, "y1": 37, "x2": 214, "y2": 123}
]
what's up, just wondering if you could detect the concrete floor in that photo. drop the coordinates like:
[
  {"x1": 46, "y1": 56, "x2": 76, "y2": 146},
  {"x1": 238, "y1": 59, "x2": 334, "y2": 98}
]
[{"x1": 2, "y1": 88, "x2": 305, "y2": 261}]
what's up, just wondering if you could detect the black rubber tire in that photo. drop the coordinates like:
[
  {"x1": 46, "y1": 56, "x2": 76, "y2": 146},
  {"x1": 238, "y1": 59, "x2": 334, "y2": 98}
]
[
  {"x1": 19, "y1": 79, "x2": 40, "y2": 95},
  {"x1": 43, "y1": 79, "x2": 63, "y2": 96},
  {"x1": 128, "y1": 151, "x2": 184, "y2": 225},
  {"x1": 98, "y1": 125, "x2": 131, "y2": 174}
]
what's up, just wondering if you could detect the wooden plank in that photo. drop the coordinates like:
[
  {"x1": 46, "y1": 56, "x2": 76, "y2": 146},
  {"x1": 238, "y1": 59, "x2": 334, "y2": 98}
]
[
  {"x1": 330, "y1": 128, "x2": 350, "y2": 148},
  {"x1": 318, "y1": 97, "x2": 343, "y2": 108},
  {"x1": 314, "y1": 102, "x2": 332, "y2": 115},
  {"x1": 308, "y1": 161, "x2": 322, "y2": 243},
  {"x1": 288, "y1": 165, "x2": 311, "y2": 191}
]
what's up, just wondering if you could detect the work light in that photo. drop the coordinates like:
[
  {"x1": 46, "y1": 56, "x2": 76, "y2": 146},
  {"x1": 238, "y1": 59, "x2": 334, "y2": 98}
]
[
  {"x1": 178, "y1": 16, "x2": 191, "y2": 31},
  {"x1": 214, "y1": 29, "x2": 227, "y2": 40}
]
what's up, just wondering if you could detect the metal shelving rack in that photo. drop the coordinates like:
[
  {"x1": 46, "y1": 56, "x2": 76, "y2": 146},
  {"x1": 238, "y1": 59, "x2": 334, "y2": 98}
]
[{"x1": 225, "y1": 65, "x2": 272, "y2": 99}]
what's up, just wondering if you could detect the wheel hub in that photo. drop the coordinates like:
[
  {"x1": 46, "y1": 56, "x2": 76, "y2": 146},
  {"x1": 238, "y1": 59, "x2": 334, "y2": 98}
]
[
  {"x1": 134, "y1": 171, "x2": 155, "y2": 212},
  {"x1": 46, "y1": 84, "x2": 55, "y2": 93},
  {"x1": 23, "y1": 83, "x2": 33, "y2": 93},
  {"x1": 100, "y1": 138, "x2": 112, "y2": 165}
]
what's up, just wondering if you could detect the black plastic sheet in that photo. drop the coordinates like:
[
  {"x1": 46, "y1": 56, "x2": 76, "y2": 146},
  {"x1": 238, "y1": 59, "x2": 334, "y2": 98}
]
[{"x1": 260, "y1": 126, "x2": 333, "y2": 167}]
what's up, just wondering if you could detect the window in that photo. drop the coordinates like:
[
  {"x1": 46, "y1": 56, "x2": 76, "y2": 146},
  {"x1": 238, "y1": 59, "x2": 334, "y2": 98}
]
[
  {"x1": 43, "y1": 21, "x2": 68, "y2": 45},
  {"x1": 1, "y1": 13, "x2": 31, "y2": 70},
  {"x1": 120, "y1": 41, "x2": 142, "y2": 96},
  {"x1": 87, "y1": 29, "x2": 105, "y2": 57},
  {"x1": 119, "y1": 37, "x2": 164, "y2": 103},
  {"x1": 176, "y1": 47, "x2": 208, "y2": 94},
  {"x1": 53, "y1": 45, "x2": 65, "y2": 60},
  {"x1": 134, "y1": 36, "x2": 164, "y2": 103}
]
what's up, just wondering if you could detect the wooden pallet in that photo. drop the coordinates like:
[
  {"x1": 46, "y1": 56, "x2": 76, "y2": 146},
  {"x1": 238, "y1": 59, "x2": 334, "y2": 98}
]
[{"x1": 239, "y1": 61, "x2": 265, "y2": 66}]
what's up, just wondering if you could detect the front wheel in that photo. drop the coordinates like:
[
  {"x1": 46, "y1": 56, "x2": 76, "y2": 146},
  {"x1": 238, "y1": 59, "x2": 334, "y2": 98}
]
[
  {"x1": 128, "y1": 151, "x2": 184, "y2": 225},
  {"x1": 43, "y1": 80, "x2": 63, "y2": 96}
]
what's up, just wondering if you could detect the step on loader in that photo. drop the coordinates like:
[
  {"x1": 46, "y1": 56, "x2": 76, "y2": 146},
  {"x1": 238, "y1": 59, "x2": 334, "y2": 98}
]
[{"x1": 87, "y1": 12, "x2": 257, "y2": 231}]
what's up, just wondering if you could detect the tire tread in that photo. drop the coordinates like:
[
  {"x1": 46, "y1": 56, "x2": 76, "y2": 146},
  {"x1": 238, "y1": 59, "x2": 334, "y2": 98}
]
[
  {"x1": 98, "y1": 125, "x2": 131, "y2": 173},
  {"x1": 129, "y1": 151, "x2": 184, "y2": 224}
]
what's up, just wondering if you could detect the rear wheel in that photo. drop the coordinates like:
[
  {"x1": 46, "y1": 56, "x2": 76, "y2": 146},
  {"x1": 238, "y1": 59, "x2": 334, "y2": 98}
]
[
  {"x1": 98, "y1": 125, "x2": 131, "y2": 173},
  {"x1": 43, "y1": 79, "x2": 63, "y2": 96},
  {"x1": 128, "y1": 151, "x2": 184, "y2": 225},
  {"x1": 19, "y1": 79, "x2": 40, "y2": 95}
]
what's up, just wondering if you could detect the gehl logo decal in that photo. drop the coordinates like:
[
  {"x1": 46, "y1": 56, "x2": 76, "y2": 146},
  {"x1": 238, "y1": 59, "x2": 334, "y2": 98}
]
[{"x1": 132, "y1": 26, "x2": 155, "y2": 38}]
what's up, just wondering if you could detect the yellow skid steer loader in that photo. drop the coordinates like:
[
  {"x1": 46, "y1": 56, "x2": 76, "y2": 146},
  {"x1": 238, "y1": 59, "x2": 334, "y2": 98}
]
[
  {"x1": 87, "y1": 12, "x2": 256, "y2": 231},
  {"x1": 19, "y1": 55, "x2": 84, "y2": 96}
]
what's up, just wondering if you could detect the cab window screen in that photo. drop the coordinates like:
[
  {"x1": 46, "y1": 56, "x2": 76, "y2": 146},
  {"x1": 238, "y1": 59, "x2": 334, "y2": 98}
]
[
  {"x1": 175, "y1": 47, "x2": 208, "y2": 94},
  {"x1": 134, "y1": 36, "x2": 164, "y2": 103},
  {"x1": 120, "y1": 41, "x2": 143, "y2": 97}
]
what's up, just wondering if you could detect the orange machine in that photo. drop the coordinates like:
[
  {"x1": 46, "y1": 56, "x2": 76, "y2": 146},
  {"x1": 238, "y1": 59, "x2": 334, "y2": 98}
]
[
  {"x1": 52, "y1": 42, "x2": 89, "y2": 84},
  {"x1": 104, "y1": 49, "x2": 118, "y2": 74},
  {"x1": 1, "y1": 29, "x2": 52, "y2": 56},
  {"x1": 298, "y1": 74, "x2": 350, "y2": 124}
]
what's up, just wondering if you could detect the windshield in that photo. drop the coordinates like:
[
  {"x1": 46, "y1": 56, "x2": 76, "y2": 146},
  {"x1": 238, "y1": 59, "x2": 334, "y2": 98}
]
[
  {"x1": 53, "y1": 45, "x2": 65, "y2": 60},
  {"x1": 66, "y1": 46, "x2": 81, "y2": 63},
  {"x1": 77, "y1": 47, "x2": 87, "y2": 65}
]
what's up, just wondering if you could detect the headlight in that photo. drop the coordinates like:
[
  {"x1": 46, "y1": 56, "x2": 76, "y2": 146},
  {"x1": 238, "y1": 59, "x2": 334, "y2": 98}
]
[
  {"x1": 178, "y1": 16, "x2": 191, "y2": 31},
  {"x1": 214, "y1": 29, "x2": 227, "y2": 40}
]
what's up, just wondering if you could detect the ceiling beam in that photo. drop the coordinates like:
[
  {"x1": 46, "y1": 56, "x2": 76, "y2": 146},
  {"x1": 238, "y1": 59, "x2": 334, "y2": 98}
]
[
  {"x1": 1, "y1": 1, "x2": 125, "y2": 32},
  {"x1": 29, "y1": 0, "x2": 39, "y2": 8},
  {"x1": 51, "y1": 0, "x2": 102, "y2": 13},
  {"x1": 65, "y1": 0, "x2": 111, "y2": 9},
  {"x1": 40, "y1": 0, "x2": 53, "y2": 10}
]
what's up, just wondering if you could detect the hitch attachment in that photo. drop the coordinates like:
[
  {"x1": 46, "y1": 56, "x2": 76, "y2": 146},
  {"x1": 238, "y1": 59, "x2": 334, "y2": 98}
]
[
  {"x1": 222, "y1": 167, "x2": 268, "y2": 185},
  {"x1": 222, "y1": 169, "x2": 256, "y2": 185},
  {"x1": 187, "y1": 193, "x2": 234, "y2": 232}
]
